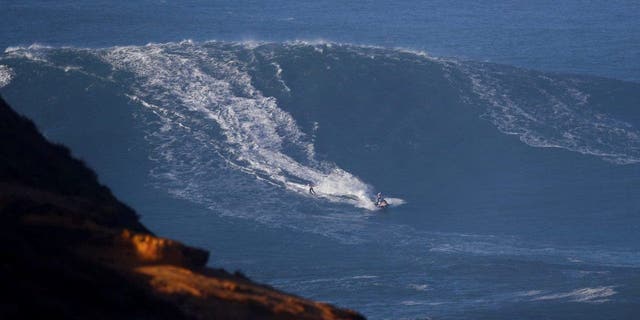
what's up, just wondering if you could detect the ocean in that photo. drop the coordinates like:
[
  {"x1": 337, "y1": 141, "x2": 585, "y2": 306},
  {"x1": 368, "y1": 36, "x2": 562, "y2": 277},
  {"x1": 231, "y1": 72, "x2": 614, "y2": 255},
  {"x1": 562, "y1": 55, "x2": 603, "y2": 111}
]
[{"x1": 1, "y1": 1, "x2": 639, "y2": 319}]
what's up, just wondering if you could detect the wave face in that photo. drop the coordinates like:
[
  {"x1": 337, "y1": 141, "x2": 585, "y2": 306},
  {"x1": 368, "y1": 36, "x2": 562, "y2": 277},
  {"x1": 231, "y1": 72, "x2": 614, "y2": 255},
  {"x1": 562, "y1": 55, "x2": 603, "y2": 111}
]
[
  {"x1": 463, "y1": 62, "x2": 640, "y2": 164},
  {"x1": 2, "y1": 41, "x2": 640, "y2": 319}
]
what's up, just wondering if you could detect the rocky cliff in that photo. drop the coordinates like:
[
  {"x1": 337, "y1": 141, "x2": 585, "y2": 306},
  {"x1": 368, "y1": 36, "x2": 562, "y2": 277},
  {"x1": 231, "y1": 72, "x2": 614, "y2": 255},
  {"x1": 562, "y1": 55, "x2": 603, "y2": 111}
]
[{"x1": 0, "y1": 95, "x2": 364, "y2": 320}]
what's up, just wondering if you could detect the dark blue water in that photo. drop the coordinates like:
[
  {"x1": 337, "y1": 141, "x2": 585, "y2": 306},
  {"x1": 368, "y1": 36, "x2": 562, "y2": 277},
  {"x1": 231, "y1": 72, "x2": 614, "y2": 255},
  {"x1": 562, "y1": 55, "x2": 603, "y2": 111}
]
[{"x1": 2, "y1": 2, "x2": 640, "y2": 319}]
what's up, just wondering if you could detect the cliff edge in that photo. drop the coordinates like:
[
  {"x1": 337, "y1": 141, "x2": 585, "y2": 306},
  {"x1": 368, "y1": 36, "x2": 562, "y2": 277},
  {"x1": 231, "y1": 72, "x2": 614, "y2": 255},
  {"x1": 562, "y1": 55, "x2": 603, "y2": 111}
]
[{"x1": 0, "y1": 95, "x2": 364, "y2": 320}]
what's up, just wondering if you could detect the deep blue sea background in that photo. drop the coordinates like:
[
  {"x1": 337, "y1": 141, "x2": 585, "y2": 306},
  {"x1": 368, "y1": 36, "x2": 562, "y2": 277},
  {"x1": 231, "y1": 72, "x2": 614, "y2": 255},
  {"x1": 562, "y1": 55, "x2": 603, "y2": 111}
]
[{"x1": 1, "y1": 1, "x2": 639, "y2": 319}]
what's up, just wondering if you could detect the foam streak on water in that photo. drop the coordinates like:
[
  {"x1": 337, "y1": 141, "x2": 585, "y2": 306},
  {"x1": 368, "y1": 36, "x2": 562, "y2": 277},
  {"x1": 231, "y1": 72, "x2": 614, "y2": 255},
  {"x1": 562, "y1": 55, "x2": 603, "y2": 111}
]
[
  {"x1": 0, "y1": 65, "x2": 14, "y2": 88},
  {"x1": 461, "y1": 63, "x2": 640, "y2": 164},
  {"x1": 532, "y1": 286, "x2": 617, "y2": 303}
]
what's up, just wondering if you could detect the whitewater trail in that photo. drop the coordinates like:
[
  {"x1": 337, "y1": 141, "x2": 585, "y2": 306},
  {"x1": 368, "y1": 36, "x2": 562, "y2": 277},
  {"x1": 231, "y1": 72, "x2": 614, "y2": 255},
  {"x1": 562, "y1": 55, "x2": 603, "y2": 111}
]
[
  {"x1": 99, "y1": 41, "x2": 381, "y2": 210},
  {"x1": 0, "y1": 41, "x2": 418, "y2": 244}
]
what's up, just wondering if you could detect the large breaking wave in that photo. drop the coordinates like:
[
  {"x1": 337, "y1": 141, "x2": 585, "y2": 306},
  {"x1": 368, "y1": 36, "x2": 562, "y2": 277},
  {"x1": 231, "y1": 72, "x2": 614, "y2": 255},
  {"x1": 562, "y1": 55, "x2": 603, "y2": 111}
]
[
  {"x1": 2, "y1": 40, "x2": 639, "y2": 235},
  {"x1": 2, "y1": 40, "x2": 640, "y2": 240},
  {"x1": 4, "y1": 41, "x2": 640, "y2": 174},
  {"x1": 100, "y1": 41, "x2": 381, "y2": 209},
  {"x1": 3, "y1": 40, "x2": 640, "y2": 318},
  {"x1": 4, "y1": 42, "x2": 390, "y2": 210}
]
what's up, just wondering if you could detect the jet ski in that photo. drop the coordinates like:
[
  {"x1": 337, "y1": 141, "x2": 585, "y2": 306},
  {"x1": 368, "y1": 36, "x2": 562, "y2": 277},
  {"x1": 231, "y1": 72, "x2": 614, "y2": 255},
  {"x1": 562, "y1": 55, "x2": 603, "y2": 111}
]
[{"x1": 375, "y1": 199, "x2": 389, "y2": 208}]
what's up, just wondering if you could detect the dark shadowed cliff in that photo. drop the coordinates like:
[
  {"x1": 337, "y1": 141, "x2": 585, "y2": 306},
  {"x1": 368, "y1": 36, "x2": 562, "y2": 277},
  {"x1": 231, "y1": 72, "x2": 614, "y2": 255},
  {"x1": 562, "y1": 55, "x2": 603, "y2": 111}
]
[{"x1": 0, "y1": 95, "x2": 365, "y2": 320}]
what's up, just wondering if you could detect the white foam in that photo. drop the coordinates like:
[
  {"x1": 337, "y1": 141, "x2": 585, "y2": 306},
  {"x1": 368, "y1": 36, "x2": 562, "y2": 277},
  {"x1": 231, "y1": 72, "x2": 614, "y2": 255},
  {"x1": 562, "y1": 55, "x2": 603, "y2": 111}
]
[
  {"x1": 4, "y1": 43, "x2": 53, "y2": 54},
  {"x1": 515, "y1": 290, "x2": 544, "y2": 297},
  {"x1": 1, "y1": 45, "x2": 111, "y2": 83},
  {"x1": 351, "y1": 275, "x2": 378, "y2": 279},
  {"x1": 0, "y1": 65, "x2": 14, "y2": 88},
  {"x1": 533, "y1": 286, "x2": 617, "y2": 303},
  {"x1": 409, "y1": 284, "x2": 429, "y2": 291},
  {"x1": 271, "y1": 61, "x2": 291, "y2": 92},
  {"x1": 385, "y1": 197, "x2": 407, "y2": 207},
  {"x1": 3, "y1": 44, "x2": 52, "y2": 64}
]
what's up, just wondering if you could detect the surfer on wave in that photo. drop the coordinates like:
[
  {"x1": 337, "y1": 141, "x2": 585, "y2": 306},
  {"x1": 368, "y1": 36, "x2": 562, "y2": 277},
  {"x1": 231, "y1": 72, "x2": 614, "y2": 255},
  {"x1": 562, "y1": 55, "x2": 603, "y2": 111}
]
[{"x1": 308, "y1": 183, "x2": 317, "y2": 195}]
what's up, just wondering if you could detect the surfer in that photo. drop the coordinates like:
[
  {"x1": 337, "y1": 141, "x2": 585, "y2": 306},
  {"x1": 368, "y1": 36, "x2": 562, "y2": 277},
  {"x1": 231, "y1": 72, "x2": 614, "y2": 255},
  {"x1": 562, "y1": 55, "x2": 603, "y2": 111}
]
[
  {"x1": 308, "y1": 183, "x2": 317, "y2": 195},
  {"x1": 375, "y1": 192, "x2": 382, "y2": 205}
]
